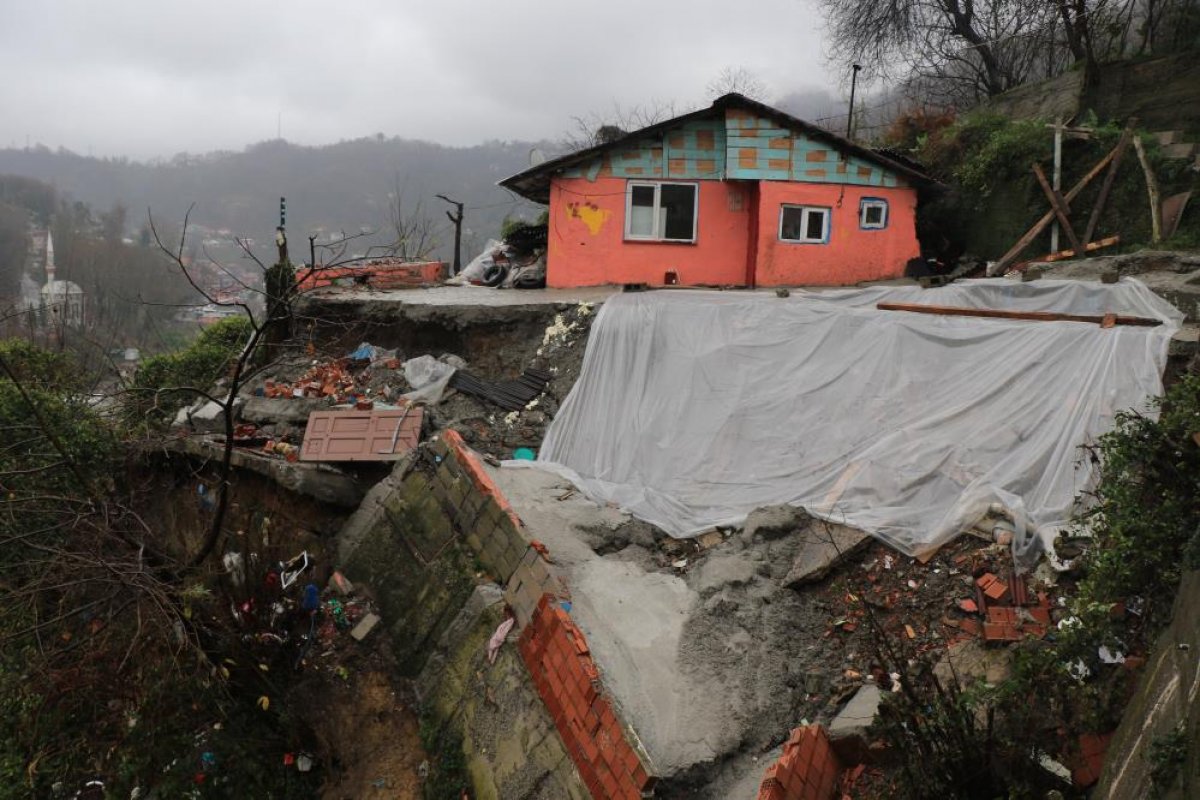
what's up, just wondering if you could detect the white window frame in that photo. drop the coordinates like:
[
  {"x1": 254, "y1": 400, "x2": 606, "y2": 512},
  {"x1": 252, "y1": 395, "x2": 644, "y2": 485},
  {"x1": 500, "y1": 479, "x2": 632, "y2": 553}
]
[
  {"x1": 859, "y1": 198, "x2": 889, "y2": 230},
  {"x1": 778, "y1": 204, "x2": 830, "y2": 244},
  {"x1": 624, "y1": 181, "x2": 698, "y2": 243}
]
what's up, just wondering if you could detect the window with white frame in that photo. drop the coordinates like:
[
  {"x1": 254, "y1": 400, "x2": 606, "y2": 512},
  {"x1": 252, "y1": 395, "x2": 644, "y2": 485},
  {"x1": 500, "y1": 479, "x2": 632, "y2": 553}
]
[
  {"x1": 625, "y1": 182, "x2": 698, "y2": 242},
  {"x1": 859, "y1": 198, "x2": 888, "y2": 229},
  {"x1": 779, "y1": 205, "x2": 830, "y2": 244}
]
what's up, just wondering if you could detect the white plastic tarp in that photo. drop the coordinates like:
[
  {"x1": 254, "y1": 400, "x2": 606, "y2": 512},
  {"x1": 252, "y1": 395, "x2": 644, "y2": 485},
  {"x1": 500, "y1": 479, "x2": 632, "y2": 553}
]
[{"x1": 530, "y1": 279, "x2": 1181, "y2": 561}]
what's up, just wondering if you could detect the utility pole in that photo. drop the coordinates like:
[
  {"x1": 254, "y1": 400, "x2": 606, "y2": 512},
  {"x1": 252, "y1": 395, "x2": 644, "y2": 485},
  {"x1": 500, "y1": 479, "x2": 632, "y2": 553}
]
[
  {"x1": 845, "y1": 64, "x2": 862, "y2": 140},
  {"x1": 437, "y1": 194, "x2": 464, "y2": 275}
]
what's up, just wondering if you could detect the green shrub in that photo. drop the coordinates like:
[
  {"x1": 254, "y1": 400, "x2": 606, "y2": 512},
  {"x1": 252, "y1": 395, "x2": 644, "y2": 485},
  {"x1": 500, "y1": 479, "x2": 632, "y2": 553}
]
[{"x1": 129, "y1": 316, "x2": 252, "y2": 421}]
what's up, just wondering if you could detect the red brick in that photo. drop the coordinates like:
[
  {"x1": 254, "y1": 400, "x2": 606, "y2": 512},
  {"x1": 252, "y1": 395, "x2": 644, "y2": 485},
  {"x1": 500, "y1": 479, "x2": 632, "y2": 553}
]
[
  {"x1": 622, "y1": 744, "x2": 641, "y2": 774},
  {"x1": 599, "y1": 765, "x2": 620, "y2": 796},
  {"x1": 631, "y1": 761, "x2": 650, "y2": 789},
  {"x1": 984, "y1": 579, "x2": 1010, "y2": 602}
]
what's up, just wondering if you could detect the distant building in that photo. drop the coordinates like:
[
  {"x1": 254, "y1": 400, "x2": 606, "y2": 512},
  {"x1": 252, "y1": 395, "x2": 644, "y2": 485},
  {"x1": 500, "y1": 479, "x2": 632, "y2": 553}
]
[{"x1": 21, "y1": 229, "x2": 86, "y2": 332}]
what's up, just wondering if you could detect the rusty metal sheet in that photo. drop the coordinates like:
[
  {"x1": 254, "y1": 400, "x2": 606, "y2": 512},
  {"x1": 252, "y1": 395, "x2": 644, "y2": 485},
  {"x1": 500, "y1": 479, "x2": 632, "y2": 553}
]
[
  {"x1": 1162, "y1": 191, "x2": 1192, "y2": 240},
  {"x1": 300, "y1": 406, "x2": 423, "y2": 462}
]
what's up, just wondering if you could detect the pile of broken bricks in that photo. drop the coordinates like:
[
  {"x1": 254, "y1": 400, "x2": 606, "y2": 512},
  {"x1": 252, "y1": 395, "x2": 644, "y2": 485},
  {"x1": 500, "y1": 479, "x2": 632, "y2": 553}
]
[{"x1": 952, "y1": 569, "x2": 1053, "y2": 644}]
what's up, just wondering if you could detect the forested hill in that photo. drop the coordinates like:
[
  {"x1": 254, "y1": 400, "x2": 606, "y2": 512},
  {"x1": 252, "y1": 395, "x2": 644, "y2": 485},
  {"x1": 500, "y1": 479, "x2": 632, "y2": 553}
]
[{"x1": 0, "y1": 136, "x2": 549, "y2": 259}]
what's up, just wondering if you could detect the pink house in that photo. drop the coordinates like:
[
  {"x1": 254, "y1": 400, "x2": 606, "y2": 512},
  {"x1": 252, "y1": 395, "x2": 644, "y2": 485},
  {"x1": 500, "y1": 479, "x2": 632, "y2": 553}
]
[{"x1": 500, "y1": 94, "x2": 932, "y2": 288}]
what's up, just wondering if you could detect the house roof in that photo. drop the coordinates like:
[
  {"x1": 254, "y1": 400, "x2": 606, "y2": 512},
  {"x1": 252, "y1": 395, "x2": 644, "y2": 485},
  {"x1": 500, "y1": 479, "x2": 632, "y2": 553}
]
[{"x1": 499, "y1": 93, "x2": 933, "y2": 203}]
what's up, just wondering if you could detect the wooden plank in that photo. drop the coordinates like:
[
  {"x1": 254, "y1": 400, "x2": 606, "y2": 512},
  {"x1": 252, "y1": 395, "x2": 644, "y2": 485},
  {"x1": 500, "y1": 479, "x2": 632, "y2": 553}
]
[
  {"x1": 1033, "y1": 162, "x2": 1083, "y2": 254},
  {"x1": 875, "y1": 302, "x2": 1161, "y2": 327},
  {"x1": 992, "y1": 144, "x2": 1122, "y2": 273},
  {"x1": 1040, "y1": 235, "x2": 1121, "y2": 262},
  {"x1": 1082, "y1": 124, "x2": 1135, "y2": 244}
]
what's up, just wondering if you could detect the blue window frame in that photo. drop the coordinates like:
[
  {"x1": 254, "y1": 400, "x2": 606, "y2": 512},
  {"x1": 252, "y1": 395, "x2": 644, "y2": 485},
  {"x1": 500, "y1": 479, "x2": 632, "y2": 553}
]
[{"x1": 859, "y1": 198, "x2": 888, "y2": 230}]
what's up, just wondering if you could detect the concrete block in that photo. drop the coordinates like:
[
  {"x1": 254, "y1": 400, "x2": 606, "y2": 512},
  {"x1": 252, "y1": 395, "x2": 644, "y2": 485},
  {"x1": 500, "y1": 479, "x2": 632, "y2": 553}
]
[{"x1": 350, "y1": 612, "x2": 381, "y2": 641}]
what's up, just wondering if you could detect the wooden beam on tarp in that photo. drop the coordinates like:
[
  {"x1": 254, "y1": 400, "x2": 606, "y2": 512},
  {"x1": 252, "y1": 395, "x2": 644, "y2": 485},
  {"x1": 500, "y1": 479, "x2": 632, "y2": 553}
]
[{"x1": 875, "y1": 302, "x2": 1161, "y2": 327}]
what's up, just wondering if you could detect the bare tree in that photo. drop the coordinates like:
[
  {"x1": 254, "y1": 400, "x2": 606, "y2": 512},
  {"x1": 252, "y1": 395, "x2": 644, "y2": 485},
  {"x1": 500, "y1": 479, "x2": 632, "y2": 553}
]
[
  {"x1": 819, "y1": 0, "x2": 1059, "y2": 103},
  {"x1": 559, "y1": 99, "x2": 680, "y2": 153},
  {"x1": 706, "y1": 66, "x2": 768, "y2": 100},
  {"x1": 385, "y1": 175, "x2": 440, "y2": 261}
]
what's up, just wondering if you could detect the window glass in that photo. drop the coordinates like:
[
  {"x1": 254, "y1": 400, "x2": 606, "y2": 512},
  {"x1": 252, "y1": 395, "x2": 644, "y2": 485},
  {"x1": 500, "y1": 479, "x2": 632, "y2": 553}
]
[
  {"x1": 660, "y1": 184, "x2": 696, "y2": 241},
  {"x1": 628, "y1": 185, "x2": 656, "y2": 237},
  {"x1": 779, "y1": 205, "x2": 830, "y2": 244},
  {"x1": 780, "y1": 206, "x2": 805, "y2": 241},
  {"x1": 805, "y1": 209, "x2": 826, "y2": 241}
]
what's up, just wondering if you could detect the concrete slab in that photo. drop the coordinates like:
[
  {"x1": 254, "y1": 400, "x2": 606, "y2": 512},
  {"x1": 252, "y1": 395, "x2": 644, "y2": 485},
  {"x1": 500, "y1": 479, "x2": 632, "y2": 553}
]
[
  {"x1": 783, "y1": 523, "x2": 872, "y2": 588},
  {"x1": 303, "y1": 284, "x2": 618, "y2": 308}
]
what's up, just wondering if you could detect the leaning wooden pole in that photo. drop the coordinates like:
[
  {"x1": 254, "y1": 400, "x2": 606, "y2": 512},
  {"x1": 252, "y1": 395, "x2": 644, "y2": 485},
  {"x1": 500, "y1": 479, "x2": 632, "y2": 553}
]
[{"x1": 1132, "y1": 135, "x2": 1162, "y2": 244}]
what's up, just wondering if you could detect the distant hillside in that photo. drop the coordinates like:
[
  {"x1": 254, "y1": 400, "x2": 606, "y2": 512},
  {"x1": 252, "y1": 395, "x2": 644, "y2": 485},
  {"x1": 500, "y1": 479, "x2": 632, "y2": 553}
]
[{"x1": 0, "y1": 136, "x2": 550, "y2": 262}]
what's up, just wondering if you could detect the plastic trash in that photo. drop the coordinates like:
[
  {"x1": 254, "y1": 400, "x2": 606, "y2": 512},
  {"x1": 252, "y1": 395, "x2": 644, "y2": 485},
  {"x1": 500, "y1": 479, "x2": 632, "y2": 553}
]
[
  {"x1": 348, "y1": 342, "x2": 378, "y2": 361},
  {"x1": 301, "y1": 583, "x2": 320, "y2": 613},
  {"x1": 446, "y1": 239, "x2": 503, "y2": 285},
  {"x1": 513, "y1": 447, "x2": 536, "y2": 461},
  {"x1": 403, "y1": 355, "x2": 457, "y2": 404}
]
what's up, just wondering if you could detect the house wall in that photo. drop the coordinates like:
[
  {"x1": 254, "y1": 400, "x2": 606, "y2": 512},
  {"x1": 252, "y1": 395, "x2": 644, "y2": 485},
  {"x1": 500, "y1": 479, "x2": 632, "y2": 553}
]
[
  {"x1": 753, "y1": 181, "x2": 919, "y2": 286},
  {"x1": 546, "y1": 176, "x2": 751, "y2": 288},
  {"x1": 544, "y1": 108, "x2": 919, "y2": 288},
  {"x1": 723, "y1": 108, "x2": 904, "y2": 188}
]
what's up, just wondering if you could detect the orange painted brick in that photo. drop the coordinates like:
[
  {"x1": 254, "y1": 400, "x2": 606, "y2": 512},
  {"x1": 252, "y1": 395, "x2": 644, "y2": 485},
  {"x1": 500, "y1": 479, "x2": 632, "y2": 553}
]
[{"x1": 631, "y1": 761, "x2": 650, "y2": 789}]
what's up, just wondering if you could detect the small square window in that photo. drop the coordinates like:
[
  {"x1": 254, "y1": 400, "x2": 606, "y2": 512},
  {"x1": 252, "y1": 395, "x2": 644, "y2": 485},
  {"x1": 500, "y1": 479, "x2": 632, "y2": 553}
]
[
  {"x1": 779, "y1": 205, "x2": 830, "y2": 244},
  {"x1": 860, "y1": 198, "x2": 888, "y2": 229},
  {"x1": 624, "y1": 182, "x2": 697, "y2": 242}
]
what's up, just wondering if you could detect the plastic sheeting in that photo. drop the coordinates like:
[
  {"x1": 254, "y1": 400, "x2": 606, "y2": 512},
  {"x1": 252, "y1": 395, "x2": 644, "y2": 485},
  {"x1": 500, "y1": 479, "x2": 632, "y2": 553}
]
[{"x1": 531, "y1": 279, "x2": 1182, "y2": 562}]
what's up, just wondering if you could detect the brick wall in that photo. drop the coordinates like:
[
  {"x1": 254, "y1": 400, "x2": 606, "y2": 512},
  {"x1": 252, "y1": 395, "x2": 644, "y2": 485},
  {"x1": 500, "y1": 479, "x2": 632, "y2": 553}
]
[
  {"x1": 296, "y1": 259, "x2": 447, "y2": 291},
  {"x1": 519, "y1": 594, "x2": 656, "y2": 800},
  {"x1": 429, "y1": 430, "x2": 658, "y2": 799},
  {"x1": 757, "y1": 725, "x2": 844, "y2": 800}
]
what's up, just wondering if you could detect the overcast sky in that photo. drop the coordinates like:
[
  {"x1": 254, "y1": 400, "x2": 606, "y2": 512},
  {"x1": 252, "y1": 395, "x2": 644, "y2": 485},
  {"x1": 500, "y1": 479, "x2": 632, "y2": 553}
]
[{"x1": 0, "y1": 0, "x2": 844, "y2": 160}]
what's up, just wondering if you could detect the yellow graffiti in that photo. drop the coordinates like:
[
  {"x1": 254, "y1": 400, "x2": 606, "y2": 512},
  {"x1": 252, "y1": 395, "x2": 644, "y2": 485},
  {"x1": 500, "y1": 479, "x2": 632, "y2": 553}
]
[{"x1": 566, "y1": 201, "x2": 611, "y2": 235}]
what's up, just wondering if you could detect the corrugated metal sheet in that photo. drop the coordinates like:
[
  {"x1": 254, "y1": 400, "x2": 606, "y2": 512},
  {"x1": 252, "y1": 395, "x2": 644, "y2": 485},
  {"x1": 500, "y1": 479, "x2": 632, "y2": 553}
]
[{"x1": 300, "y1": 407, "x2": 423, "y2": 462}]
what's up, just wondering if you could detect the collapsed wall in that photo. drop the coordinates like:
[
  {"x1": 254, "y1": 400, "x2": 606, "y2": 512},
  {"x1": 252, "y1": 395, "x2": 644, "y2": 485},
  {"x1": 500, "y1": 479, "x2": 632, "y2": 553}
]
[{"x1": 333, "y1": 431, "x2": 660, "y2": 798}]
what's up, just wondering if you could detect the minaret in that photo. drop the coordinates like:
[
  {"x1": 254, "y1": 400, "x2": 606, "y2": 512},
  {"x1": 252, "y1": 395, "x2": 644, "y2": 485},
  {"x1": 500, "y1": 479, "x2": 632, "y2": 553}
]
[{"x1": 44, "y1": 230, "x2": 55, "y2": 285}]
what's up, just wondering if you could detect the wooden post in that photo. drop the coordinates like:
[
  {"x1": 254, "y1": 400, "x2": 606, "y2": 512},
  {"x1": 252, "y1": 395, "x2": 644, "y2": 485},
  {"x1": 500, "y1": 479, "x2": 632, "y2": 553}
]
[
  {"x1": 1050, "y1": 116, "x2": 1063, "y2": 252},
  {"x1": 1132, "y1": 135, "x2": 1162, "y2": 243}
]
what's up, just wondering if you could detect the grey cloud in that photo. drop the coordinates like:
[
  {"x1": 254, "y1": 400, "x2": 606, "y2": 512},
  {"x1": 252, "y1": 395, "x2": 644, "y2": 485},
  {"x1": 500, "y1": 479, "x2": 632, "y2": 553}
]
[{"x1": 0, "y1": 0, "x2": 838, "y2": 159}]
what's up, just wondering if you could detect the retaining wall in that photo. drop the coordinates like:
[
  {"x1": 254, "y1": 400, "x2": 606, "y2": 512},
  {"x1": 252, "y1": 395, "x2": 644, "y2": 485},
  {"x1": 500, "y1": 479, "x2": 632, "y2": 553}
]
[{"x1": 338, "y1": 430, "x2": 660, "y2": 798}]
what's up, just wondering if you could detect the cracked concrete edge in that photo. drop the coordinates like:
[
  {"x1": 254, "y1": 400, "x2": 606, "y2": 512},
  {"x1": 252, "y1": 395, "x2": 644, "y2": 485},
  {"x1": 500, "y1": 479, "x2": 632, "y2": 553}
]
[{"x1": 165, "y1": 434, "x2": 368, "y2": 509}]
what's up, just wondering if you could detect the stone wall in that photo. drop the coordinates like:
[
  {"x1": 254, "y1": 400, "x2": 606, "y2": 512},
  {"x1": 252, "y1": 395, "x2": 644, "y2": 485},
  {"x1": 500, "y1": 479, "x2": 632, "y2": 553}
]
[
  {"x1": 980, "y1": 53, "x2": 1200, "y2": 133},
  {"x1": 1095, "y1": 569, "x2": 1200, "y2": 799}
]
